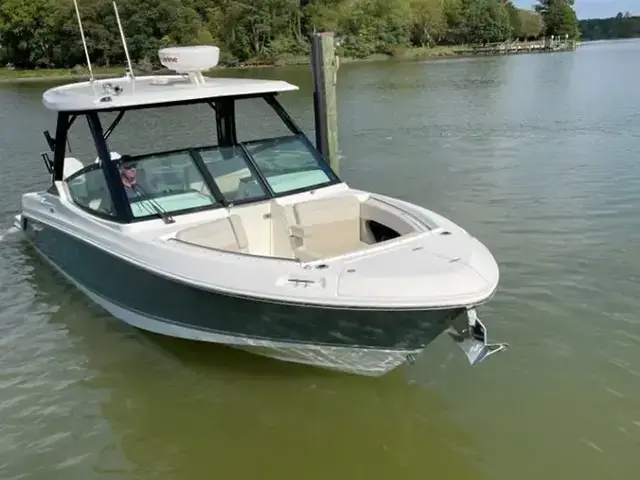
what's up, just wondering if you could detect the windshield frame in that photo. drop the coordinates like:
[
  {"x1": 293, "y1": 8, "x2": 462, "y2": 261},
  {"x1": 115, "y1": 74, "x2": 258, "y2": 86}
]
[
  {"x1": 54, "y1": 92, "x2": 343, "y2": 224},
  {"x1": 116, "y1": 133, "x2": 341, "y2": 222},
  {"x1": 191, "y1": 144, "x2": 273, "y2": 206}
]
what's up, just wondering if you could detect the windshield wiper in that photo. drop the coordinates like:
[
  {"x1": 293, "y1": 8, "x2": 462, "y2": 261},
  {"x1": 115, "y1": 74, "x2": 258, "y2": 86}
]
[{"x1": 131, "y1": 184, "x2": 175, "y2": 224}]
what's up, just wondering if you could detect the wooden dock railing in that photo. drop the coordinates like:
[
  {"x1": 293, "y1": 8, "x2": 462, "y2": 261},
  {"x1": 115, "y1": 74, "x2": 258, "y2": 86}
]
[{"x1": 461, "y1": 37, "x2": 578, "y2": 56}]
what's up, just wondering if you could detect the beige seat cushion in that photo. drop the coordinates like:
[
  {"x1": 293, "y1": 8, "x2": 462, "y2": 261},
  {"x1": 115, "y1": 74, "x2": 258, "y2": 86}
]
[
  {"x1": 291, "y1": 196, "x2": 369, "y2": 260},
  {"x1": 175, "y1": 214, "x2": 248, "y2": 253}
]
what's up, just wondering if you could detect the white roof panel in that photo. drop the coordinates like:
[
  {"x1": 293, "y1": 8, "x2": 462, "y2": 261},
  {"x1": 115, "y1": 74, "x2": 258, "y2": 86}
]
[{"x1": 42, "y1": 75, "x2": 299, "y2": 112}]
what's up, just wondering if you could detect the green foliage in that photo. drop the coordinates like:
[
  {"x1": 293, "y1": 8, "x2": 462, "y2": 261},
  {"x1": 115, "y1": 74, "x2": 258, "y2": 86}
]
[
  {"x1": 535, "y1": 0, "x2": 579, "y2": 38},
  {"x1": 0, "y1": 0, "x2": 58, "y2": 68},
  {"x1": 504, "y1": 1, "x2": 521, "y2": 38},
  {"x1": 336, "y1": 0, "x2": 413, "y2": 58},
  {"x1": 519, "y1": 9, "x2": 543, "y2": 39},
  {"x1": 409, "y1": 0, "x2": 447, "y2": 47},
  {"x1": 579, "y1": 13, "x2": 640, "y2": 40},
  {"x1": 463, "y1": 0, "x2": 511, "y2": 44},
  {"x1": 0, "y1": 0, "x2": 557, "y2": 69}
]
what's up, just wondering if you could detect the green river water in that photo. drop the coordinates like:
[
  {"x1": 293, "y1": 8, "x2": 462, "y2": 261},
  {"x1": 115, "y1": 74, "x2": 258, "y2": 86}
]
[{"x1": 1, "y1": 39, "x2": 639, "y2": 479}]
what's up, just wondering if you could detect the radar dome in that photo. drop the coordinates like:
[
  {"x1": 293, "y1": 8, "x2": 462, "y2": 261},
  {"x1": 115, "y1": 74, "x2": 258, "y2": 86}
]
[{"x1": 158, "y1": 46, "x2": 220, "y2": 73}]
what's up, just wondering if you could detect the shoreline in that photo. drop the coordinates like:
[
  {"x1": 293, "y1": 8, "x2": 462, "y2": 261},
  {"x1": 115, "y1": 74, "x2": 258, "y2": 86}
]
[
  {"x1": 0, "y1": 51, "x2": 458, "y2": 84},
  {"x1": 0, "y1": 43, "x2": 574, "y2": 84}
]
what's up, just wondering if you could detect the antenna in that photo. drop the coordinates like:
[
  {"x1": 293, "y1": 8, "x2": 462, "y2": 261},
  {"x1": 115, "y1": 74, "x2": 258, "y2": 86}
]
[
  {"x1": 112, "y1": 2, "x2": 135, "y2": 79},
  {"x1": 72, "y1": 0, "x2": 94, "y2": 82}
]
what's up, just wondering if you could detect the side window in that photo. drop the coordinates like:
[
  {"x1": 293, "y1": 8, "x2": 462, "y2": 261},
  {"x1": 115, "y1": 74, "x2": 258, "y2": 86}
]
[{"x1": 66, "y1": 167, "x2": 116, "y2": 217}]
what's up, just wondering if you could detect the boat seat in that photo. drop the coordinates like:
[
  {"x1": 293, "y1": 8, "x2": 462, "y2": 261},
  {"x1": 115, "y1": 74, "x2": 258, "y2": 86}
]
[
  {"x1": 87, "y1": 189, "x2": 113, "y2": 214},
  {"x1": 174, "y1": 215, "x2": 249, "y2": 253},
  {"x1": 290, "y1": 195, "x2": 370, "y2": 261},
  {"x1": 63, "y1": 157, "x2": 84, "y2": 180}
]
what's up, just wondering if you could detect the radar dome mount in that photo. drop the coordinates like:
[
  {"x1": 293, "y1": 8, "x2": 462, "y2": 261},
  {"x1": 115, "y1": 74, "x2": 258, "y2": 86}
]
[{"x1": 158, "y1": 45, "x2": 220, "y2": 84}]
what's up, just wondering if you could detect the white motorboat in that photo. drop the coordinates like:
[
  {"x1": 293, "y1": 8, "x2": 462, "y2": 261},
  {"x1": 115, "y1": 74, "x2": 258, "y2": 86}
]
[{"x1": 14, "y1": 38, "x2": 507, "y2": 376}]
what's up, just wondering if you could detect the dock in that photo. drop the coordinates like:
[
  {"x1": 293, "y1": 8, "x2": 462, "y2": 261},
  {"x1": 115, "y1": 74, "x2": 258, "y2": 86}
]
[{"x1": 459, "y1": 37, "x2": 578, "y2": 56}]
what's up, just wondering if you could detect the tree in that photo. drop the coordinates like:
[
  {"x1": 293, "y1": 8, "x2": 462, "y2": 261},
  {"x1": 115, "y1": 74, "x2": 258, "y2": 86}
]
[
  {"x1": 409, "y1": 0, "x2": 447, "y2": 46},
  {"x1": 338, "y1": 0, "x2": 412, "y2": 57},
  {"x1": 0, "y1": 0, "x2": 58, "y2": 67},
  {"x1": 504, "y1": 1, "x2": 522, "y2": 38},
  {"x1": 463, "y1": 0, "x2": 511, "y2": 44},
  {"x1": 303, "y1": 0, "x2": 344, "y2": 34},
  {"x1": 0, "y1": 0, "x2": 594, "y2": 70},
  {"x1": 579, "y1": 14, "x2": 640, "y2": 40},
  {"x1": 442, "y1": 0, "x2": 468, "y2": 43},
  {"x1": 535, "y1": 0, "x2": 579, "y2": 38},
  {"x1": 518, "y1": 9, "x2": 543, "y2": 39}
]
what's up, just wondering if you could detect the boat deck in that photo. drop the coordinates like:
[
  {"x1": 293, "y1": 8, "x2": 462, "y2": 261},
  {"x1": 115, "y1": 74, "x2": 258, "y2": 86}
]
[{"x1": 170, "y1": 193, "x2": 432, "y2": 262}]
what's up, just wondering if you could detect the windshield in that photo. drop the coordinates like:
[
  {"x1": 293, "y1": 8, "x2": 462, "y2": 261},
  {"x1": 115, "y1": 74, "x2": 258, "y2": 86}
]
[
  {"x1": 118, "y1": 151, "x2": 218, "y2": 219},
  {"x1": 195, "y1": 135, "x2": 337, "y2": 203},
  {"x1": 197, "y1": 145, "x2": 270, "y2": 203},
  {"x1": 243, "y1": 135, "x2": 336, "y2": 194},
  {"x1": 115, "y1": 135, "x2": 337, "y2": 220}
]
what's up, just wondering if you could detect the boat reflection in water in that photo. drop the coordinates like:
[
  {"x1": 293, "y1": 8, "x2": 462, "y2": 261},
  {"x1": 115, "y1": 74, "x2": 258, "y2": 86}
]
[{"x1": 17, "y1": 247, "x2": 485, "y2": 479}]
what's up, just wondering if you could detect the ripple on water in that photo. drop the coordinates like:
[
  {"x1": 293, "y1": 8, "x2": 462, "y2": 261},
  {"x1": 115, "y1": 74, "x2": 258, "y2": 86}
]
[
  {"x1": 0, "y1": 264, "x2": 114, "y2": 477},
  {"x1": 1, "y1": 41, "x2": 640, "y2": 480}
]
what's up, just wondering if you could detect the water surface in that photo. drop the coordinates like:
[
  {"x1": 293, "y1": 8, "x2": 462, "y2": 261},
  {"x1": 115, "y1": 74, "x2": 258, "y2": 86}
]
[{"x1": 1, "y1": 39, "x2": 640, "y2": 480}]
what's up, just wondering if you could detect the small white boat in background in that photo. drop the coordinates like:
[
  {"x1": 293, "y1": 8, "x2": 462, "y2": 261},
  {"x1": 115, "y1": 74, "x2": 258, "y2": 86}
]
[{"x1": 13, "y1": 3, "x2": 507, "y2": 376}]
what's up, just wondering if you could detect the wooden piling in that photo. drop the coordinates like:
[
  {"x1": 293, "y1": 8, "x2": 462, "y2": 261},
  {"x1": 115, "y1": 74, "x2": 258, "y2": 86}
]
[{"x1": 310, "y1": 32, "x2": 340, "y2": 173}]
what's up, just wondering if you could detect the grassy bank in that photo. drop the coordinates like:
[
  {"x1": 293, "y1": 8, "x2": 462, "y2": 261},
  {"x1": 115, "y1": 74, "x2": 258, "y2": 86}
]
[
  {"x1": 0, "y1": 45, "x2": 470, "y2": 84},
  {"x1": 0, "y1": 65, "x2": 127, "y2": 83},
  {"x1": 268, "y1": 45, "x2": 467, "y2": 66}
]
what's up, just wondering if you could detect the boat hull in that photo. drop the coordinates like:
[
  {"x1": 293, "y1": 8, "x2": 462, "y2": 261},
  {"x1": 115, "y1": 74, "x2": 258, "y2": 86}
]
[{"x1": 19, "y1": 215, "x2": 465, "y2": 376}]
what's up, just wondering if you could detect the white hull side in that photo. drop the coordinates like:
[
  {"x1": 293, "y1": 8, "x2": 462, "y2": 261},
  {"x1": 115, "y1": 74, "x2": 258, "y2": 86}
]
[{"x1": 18, "y1": 186, "x2": 499, "y2": 310}]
